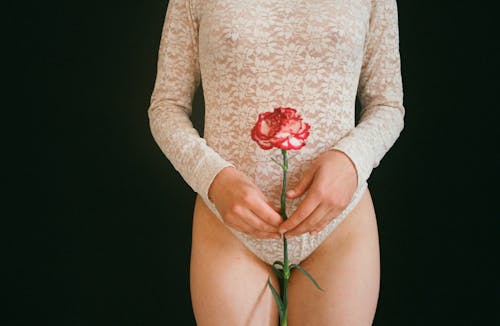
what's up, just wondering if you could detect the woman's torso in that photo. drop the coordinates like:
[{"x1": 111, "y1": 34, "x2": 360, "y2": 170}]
[{"x1": 194, "y1": 0, "x2": 371, "y2": 208}]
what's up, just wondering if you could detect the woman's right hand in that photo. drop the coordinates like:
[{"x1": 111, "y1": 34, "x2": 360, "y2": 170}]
[{"x1": 208, "y1": 167, "x2": 283, "y2": 240}]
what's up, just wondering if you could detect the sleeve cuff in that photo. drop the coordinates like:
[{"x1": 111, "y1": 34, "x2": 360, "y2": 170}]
[
  {"x1": 331, "y1": 135, "x2": 372, "y2": 189},
  {"x1": 189, "y1": 150, "x2": 234, "y2": 205}
]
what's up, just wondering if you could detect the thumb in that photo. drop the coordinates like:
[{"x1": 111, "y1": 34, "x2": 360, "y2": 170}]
[{"x1": 287, "y1": 170, "x2": 314, "y2": 199}]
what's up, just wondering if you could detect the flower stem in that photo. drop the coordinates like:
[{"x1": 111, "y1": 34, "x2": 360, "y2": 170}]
[
  {"x1": 280, "y1": 149, "x2": 288, "y2": 221},
  {"x1": 280, "y1": 149, "x2": 289, "y2": 326},
  {"x1": 282, "y1": 237, "x2": 289, "y2": 326}
]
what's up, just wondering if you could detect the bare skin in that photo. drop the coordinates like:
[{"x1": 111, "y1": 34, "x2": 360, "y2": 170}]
[
  {"x1": 281, "y1": 150, "x2": 359, "y2": 237},
  {"x1": 190, "y1": 195, "x2": 280, "y2": 326},
  {"x1": 287, "y1": 188, "x2": 380, "y2": 325},
  {"x1": 190, "y1": 188, "x2": 379, "y2": 325},
  {"x1": 208, "y1": 166, "x2": 283, "y2": 240},
  {"x1": 190, "y1": 150, "x2": 379, "y2": 324}
]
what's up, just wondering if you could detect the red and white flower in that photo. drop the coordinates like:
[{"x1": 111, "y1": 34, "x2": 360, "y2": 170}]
[{"x1": 251, "y1": 107, "x2": 310, "y2": 150}]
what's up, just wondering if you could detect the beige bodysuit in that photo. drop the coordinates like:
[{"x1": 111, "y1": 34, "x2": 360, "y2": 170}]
[{"x1": 148, "y1": 0, "x2": 405, "y2": 265}]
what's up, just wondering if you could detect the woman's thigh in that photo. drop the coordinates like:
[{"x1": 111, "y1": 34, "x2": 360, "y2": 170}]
[
  {"x1": 288, "y1": 188, "x2": 380, "y2": 326},
  {"x1": 190, "y1": 196, "x2": 279, "y2": 326}
]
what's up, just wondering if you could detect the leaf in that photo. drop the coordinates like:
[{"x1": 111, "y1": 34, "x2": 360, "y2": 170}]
[
  {"x1": 290, "y1": 264, "x2": 324, "y2": 291},
  {"x1": 273, "y1": 261, "x2": 284, "y2": 267},
  {"x1": 271, "y1": 156, "x2": 284, "y2": 168},
  {"x1": 272, "y1": 261, "x2": 285, "y2": 279},
  {"x1": 267, "y1": 277, "x2": 284, "y2": 321},
  {"x1": 271, "y1": 265, "x2": 283, "y2": 279}
]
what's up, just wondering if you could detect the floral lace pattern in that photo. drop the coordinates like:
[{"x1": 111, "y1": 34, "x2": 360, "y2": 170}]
[{"x1": 148, "y1": 0, "x2": 405, "y2": 265}]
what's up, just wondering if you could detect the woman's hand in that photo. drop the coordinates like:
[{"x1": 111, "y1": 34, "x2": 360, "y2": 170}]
[
  {"x1": 278, "y1": 150, "x2": 358, "y2": 237},
  {"x1": 208, "y1": 167, "x2": 283, "y2": 240}
]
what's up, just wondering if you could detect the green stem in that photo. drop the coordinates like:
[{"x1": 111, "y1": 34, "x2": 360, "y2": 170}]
[
  {"x1": 282, "y1": 238, "x2": 289, "y2": 326},
  {"x1": 280, "y1": 149, "x2": 289, "y2": 326},
  {"x1": 280, "y1": 149, "x2": 288, "y2": 221}
]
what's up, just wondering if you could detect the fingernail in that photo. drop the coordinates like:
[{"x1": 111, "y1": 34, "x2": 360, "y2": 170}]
[
  {"x1": 287, "y1": 190, "x2": 295, "y2": 196},
  {"x1": 310, "y1": 230, "x2": 317, "y2": 236}
]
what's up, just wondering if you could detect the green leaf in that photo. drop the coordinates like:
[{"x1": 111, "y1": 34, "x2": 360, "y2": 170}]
[
  {"x1": 290, "y1": 264, "x2": 324, "y2": 291},
  {"x1": 273, "y1": 261, "x2": 284, "y2": 267},
  {"x1": 271, "y1": 265, "x2": 283, "y2": 279},
  {"x1": 267, "y1": 277, "x2": 284, "y2": 321},
  {"x1": 271, "y1": 156, "x2": 284, "y2": 168}
]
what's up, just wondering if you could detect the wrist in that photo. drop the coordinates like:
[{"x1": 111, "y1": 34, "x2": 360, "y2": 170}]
[
  {"x1": 208, "y1": 166, "x2": 236, "y2": 202},
  {"x1": 329, "y1": 149, "x2": 359, "y2": 188}
]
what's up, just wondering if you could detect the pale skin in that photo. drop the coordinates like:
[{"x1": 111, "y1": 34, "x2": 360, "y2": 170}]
[{"x1": 190, "y1": 149, "x2": 380, "y2": 325}]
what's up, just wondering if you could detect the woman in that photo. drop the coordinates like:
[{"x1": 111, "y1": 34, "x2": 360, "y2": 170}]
[{"x1": 148, "y1": 0, "x2": 405, "y2": 324}]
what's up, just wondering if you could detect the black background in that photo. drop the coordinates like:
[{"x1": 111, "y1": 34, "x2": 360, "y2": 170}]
[{"x1": 11, "y1": 0, "x2": 499, "y2": 325}]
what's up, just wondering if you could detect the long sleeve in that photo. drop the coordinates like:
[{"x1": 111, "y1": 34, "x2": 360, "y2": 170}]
[
  {"x1": 332, "y1": 0, "x2": 405, "y2": 188},
  {"x1": 147, "y1": 0, "x2": 234, "y2": 202}
]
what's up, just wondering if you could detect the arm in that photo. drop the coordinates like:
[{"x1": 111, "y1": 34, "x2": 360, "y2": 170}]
[
  {"x1": 148, "y1": 0, "x2": 282, "y2": 237},
  {"x1": 148, "y1": 0, "x2": 233, "y2": 202},
  {"x1": 332, "y1": 0, "x2": 405, "y2": 189},
  {"x1": 280, "y1": 0, "x2": 405, "y2": 236}
]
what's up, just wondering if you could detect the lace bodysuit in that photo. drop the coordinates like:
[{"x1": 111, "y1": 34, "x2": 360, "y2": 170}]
[{"x1": 148, "y1": 0, "x2": 405, "y2": 265}]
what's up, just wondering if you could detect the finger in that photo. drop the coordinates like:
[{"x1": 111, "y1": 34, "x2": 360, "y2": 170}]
[
  {"x1": 225, "y1": 214, "x2": 280, "y2": 239},
  {"x1": 251, "y1": 197, "x2": 283, "y2": 227},
  {"x1": 285, "y1": 203, "x2": 330, "y2": 237},
  {"x1": 278, "y1": 193, "x2": 320, "y2": 234},
  {"x1": 286, "y1": 169, "x2": 315, "y2": 199},
  {"x1": 309, "y1": 215, "x2": 337, "y2": 236},
  {"x1": 252, "y1": 231, "x2": 283, "y2": 240},
  {"x1": 224, "y1": 216, "x2": 254, "y2": 235},
  {"x1": 238, "y1": 216, "x2": 282, "y2": 240},
  {"x1": 241, "y1": 207, "x2": 280, "y2": 233}
]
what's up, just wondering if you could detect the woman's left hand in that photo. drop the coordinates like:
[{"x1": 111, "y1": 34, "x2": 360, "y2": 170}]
[{"x1": 278, "y1": 149, "x2": 358, "y2": 237}]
